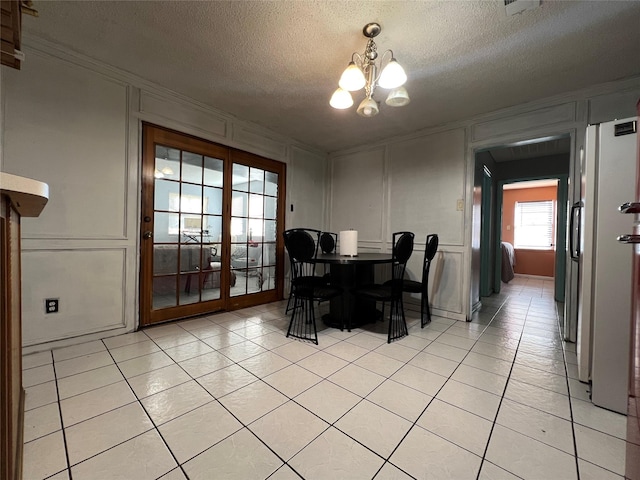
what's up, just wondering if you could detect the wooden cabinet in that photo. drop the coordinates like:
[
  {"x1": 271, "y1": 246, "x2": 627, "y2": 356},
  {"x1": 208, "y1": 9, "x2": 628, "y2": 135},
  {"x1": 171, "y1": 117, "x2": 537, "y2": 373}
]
[
  {"x1": 0, "y1": 173, "x2": 48, "y2": 480},
  {"x1": 1, "y1": 0, "x2": 22, "y2": 69}
]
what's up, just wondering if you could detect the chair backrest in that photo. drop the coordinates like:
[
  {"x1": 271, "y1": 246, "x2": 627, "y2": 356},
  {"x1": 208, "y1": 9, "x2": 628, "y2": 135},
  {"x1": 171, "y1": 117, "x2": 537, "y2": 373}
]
[
  {"x1": 319, "y1": 231, "x2": 337, "y2": 254},
  {"x1": 422, "y1": 233, "x2": 439, "y2": 283},
  {"x1": 391, "y1": 231, "x2": 415, "y2": 292},
  {"x1": 283, "y1": 228, "x2": 321, "y2": 281}
]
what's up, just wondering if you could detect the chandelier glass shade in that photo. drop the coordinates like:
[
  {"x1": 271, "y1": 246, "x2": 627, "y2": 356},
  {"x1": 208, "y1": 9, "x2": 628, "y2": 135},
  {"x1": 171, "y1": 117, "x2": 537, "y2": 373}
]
[{"x1": 330, "y1": 23, "x2": 409, "y2": 117}]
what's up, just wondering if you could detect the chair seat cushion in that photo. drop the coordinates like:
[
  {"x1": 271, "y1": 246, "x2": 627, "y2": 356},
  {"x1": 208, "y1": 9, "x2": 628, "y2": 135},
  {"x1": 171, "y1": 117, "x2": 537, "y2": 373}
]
[
  {"x1": 295, "y1": 284, "x2": 342, "y2": 301},
  {"x1": 293, "y1": 275, "x2": 328, "y2": 289},
  {"x1": 353, "y1": 284, "x2": 393, "y2": 301},
  {"x1": 401, "y1": 279, "x2": 422, "y2": 293},
  {"x1": 384, "y1": 278, "x2": 422, "y2": 293}
]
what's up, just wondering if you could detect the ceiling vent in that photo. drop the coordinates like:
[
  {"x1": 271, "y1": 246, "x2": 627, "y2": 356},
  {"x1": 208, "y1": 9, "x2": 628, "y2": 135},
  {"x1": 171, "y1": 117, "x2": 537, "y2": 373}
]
[{"x1": 504, "y1": 0, "x2": 540, "y2": 16}]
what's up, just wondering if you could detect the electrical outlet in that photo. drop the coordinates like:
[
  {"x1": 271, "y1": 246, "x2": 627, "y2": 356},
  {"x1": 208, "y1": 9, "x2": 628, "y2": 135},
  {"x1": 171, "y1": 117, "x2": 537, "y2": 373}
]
[
  {"x1": 45, "y1": 298, "x2": 59, "y2": 314},
  {"x1": 456, "y1": 199, "x2": 464, "y2": 211}
]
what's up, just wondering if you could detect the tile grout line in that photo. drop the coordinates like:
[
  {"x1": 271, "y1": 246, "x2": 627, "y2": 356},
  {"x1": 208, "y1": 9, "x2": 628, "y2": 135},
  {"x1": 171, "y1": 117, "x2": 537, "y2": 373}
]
[
  {"x1": 50, "y1": 349, "x2": 74, "y2": 480},
  {"x1": 556, "y1": 302, "x2": 582, "y2": 480}
]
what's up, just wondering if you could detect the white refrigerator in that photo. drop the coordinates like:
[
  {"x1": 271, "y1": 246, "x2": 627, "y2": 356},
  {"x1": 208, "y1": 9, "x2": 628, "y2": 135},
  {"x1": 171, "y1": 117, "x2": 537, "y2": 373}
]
[{"x1": 576, "y1": 116, "x2": 638, "y2": 414}]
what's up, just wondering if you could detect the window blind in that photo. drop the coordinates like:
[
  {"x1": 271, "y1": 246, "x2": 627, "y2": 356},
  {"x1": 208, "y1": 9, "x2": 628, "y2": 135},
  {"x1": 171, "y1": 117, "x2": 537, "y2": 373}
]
[{"x1": 514, "y1": 200, "x2": 554, "y2": 249}]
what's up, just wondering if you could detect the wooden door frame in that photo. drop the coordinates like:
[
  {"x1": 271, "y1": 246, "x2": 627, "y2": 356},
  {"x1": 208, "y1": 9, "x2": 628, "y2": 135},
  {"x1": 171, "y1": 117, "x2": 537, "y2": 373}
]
[
  {"x1": 140, "y1": 123, "x2": 285, "y2": 326},
  {"x1": 480, "y1": 165, "x2": 493, "y2": 297}
]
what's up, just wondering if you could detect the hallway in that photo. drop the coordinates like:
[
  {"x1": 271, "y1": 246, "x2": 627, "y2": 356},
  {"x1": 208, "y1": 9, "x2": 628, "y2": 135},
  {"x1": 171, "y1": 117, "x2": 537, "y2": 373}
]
[{"x1": 21, "y1": 276, "x2": 626, "y2": 479}]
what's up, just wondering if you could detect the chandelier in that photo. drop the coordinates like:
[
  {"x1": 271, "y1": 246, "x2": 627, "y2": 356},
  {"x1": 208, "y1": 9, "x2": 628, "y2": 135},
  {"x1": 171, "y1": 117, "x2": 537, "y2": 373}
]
[{"x1": 330, "y1": 23, "x2": 409, "y2": 117}]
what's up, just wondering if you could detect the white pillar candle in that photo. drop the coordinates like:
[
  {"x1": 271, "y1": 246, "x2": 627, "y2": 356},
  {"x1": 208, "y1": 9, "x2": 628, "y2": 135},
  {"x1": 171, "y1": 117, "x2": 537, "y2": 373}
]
[{"x1": 339, "y1": 230, "x2": 358, "y2": 256}]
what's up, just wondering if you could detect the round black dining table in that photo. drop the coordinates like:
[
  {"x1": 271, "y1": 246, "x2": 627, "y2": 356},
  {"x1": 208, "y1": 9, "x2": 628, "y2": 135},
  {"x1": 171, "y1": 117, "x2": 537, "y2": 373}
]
[{"x1": 314, "y1": 252, "x2": 393, "y2": 330}]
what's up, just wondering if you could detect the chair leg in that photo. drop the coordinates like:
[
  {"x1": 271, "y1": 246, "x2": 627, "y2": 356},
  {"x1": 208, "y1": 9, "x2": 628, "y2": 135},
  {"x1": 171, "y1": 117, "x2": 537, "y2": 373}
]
[
  {"x1": 285, "y1": 289, "x2": 295, "y2": 314},
  {"x1": 420, "y1": 286, "x2": 432, "y2": 328},
  {"x1": 284, "y1": 292, "x2": 293, "y2": 314},
  {"x1": 387, "y1": 296, "x2": 409, "y2": 343},
  {"x1": 286, "y1": 296, "x2": 318, "y2": 345}
]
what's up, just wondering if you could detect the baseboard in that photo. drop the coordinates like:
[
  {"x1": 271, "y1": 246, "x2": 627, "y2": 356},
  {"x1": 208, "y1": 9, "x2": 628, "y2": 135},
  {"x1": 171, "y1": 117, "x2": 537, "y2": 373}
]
[
  {"x1": 513, "y1": 273, "x2": 554, "y2": 280},
  {"x1": 472, "y1": 300, "x2": 482, "y2": 313}
]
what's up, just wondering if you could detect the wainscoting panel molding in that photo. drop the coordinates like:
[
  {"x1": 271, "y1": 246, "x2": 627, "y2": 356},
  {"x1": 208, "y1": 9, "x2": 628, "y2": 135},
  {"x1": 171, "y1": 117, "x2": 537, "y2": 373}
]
[
  {"x1": 21, "y1": 248, "x2": 127, "y2": 346},
  {"x1": 139, "y1": 90, "x2": 228, "y2": 141},
  {"x1": 329, "y1": 147, "x2": 385, "y2": 242}
]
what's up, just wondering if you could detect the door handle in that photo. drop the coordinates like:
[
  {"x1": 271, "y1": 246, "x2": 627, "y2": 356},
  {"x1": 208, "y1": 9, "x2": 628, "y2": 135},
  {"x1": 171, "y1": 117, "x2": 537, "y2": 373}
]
[
  {"x1": 617, "y1": 234, "x2": 640, "y2": 244},
  {"x1": 143, "y1": 231, "x2": 153, "y2": 239},
  {"x1": 569, "y1": 202, "x2": 581, "y2": 259},
  {"x1": 619, "y1": 202, "x2": 640, "y2": 214}
]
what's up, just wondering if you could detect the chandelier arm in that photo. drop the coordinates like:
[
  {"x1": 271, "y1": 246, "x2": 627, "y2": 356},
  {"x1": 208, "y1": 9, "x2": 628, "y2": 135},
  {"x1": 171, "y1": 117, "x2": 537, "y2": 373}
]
[{"x1": 351, "y1": 52, "x2": 364, "y2": 68}]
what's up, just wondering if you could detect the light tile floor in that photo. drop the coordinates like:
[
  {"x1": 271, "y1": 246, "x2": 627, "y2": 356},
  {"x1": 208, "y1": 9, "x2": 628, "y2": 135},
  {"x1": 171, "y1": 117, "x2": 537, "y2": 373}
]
[{"x1": 22, "y1": 276, "x2": 628, "y2": 479}]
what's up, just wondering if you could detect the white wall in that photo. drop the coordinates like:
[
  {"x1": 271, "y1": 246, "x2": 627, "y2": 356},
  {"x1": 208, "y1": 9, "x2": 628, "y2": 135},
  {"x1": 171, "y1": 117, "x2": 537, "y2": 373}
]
[
  {"x1": 328, "y1": 77, "x2": 640, "y2": 321},
  {"x1": 2, "y1": 40, "x2": 327, "y2": 351}
]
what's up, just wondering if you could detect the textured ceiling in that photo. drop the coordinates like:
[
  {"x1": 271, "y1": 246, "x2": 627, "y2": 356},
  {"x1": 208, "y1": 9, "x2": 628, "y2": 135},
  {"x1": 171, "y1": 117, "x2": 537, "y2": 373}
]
[{"x1": 22, "y1": 1, "x2": 640, "y2": 153}]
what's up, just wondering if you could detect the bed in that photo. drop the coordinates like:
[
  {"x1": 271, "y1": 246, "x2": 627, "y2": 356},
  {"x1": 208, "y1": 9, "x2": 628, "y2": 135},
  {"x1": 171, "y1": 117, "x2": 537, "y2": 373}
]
[{"x1": 501, "y1": 241, "x2": 516, "y2": 283}]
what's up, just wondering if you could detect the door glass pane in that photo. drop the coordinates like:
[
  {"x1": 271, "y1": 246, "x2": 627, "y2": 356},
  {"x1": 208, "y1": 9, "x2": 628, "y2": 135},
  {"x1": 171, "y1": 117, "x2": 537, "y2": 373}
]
[
  {"x1": 264, "y1": 243, "x2": 276, "y2": 267},
  {"x1": 262, "y1": 266, "x2": 276, "y2": 290},
  {"x1": 203, "y1": 186, "x2": 222, "y2": 215},
  {"x1": 154, "y1": 212, "x2": 179, "y2": 243},
  {"x1": 182, "y1": 152, "x2": 203, "y2": 184},
  {"x1": 265, "y1": 172, "x2": 278, "y2": 196},
  {"x1": 231, "y1": 217, "x2": 247, "y2": 243},
  {"x1": 155, "y1": 179, "x2": 179, "y2": 211},
  {"x1": 249, "y1": 194, "x2": 263, "y2": 218},
  {"x1": 232, "y1": 191, "x2": 248, "y2": 216},
  {"x1": 154, "y1": 246, "x2": 178, "y2": 275},
  {"x1": 264, "y1": 220, "x2": 276, "y2": 242},
  {"x1": 203, "y1": 215, "x2": 222, "y2": 246},
  {"x1": 180, "y1": 184, "x2": 203, "y2": 214},
  {"x1": 153, "y1": 276, "x2": 177, "y2": 309},
  {"x1": 264, "y1": 197, "x2": 277, "y2": 220},
  {"x1": 248, "y1": 218, "x2": 263, "y2": 240},
  {"x1": 249, "y1": 168, "x2": 264, "y2": 193},
  {"x1": 204, "y1": 157, "x2": 223, "y2": 187},
  {"x1": 232, "y1": 164, "x2": 249, "y2": 191},
  {"x1": 180, "y1": 216, "x2": 202, "y2": 244},
  {"x1": 155, "y1": 146, "x2": 180, "y2": 181}
]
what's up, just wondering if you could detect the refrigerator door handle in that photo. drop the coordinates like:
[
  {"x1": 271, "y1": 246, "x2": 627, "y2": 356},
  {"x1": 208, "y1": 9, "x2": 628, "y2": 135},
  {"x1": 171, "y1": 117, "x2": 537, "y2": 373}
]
[
  {"x1": 618, "y1": 202, "x2": 640, "y2": 213},
  {"x1": 569, "y1": 202, "x2": 581, "y2": 259},
  {"x1": 617, "y1": 234, "x2": 640, "y2": 244}
]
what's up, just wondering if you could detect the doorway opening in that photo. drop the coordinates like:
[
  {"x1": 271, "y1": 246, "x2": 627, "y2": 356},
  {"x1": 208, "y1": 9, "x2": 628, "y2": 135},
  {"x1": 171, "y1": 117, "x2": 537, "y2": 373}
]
[
  {"x1": 501, "y1": 178, "x2": 560, "y2": 288},
  {"x1": 472, "y1": 135, "x2": 571, "y2": 313}
]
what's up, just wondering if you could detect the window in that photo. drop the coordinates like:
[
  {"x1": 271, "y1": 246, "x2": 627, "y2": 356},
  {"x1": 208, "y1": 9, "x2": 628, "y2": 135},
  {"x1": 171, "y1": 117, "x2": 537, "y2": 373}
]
[{"x1": 514, "y1": 200, "x2": 555, "y2": 249}]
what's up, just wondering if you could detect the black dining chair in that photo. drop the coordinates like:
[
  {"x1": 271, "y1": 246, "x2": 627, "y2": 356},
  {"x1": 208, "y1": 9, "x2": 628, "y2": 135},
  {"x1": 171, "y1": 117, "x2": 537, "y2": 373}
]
[
  {"x1": 283, "y1": 228, "x2": 342, "y2": 344},
  {"x1": 352, "y1": 231, "x2": 415, "y2": 343},
  {"x1": 319, "y1": 231, "x2": 338, "y2": 254},
  {"x1": 285, "y1": 230, "x2": 337, "y2": 314},
  {"x1": 400, "y1": 234, "x2": 439, "y2": 327},
  {"x1": 318, "y1": 231, "x2": 337, "y2": 280}
]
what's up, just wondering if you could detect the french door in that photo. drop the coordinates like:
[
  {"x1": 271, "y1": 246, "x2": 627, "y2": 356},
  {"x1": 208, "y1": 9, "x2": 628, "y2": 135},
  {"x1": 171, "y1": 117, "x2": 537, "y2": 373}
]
[{"x1": 140, "y1": 124, "x2": 285, "y2": 326}]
